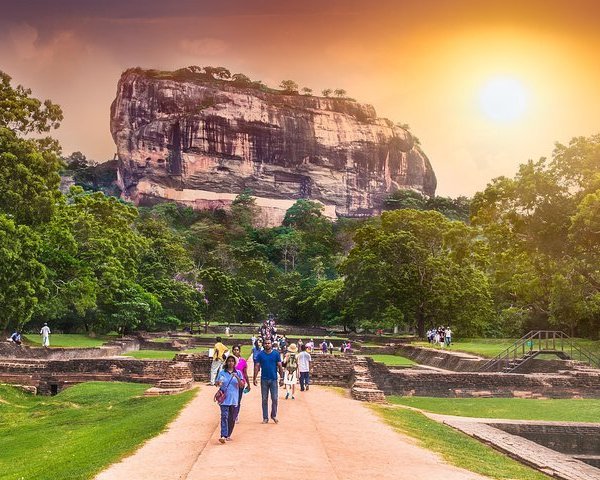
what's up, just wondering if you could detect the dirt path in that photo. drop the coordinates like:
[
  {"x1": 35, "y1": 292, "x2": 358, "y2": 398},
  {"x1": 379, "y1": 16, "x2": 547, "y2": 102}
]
[{"x1": 96, "y1": 384, "x2": 488, "y2": 480}]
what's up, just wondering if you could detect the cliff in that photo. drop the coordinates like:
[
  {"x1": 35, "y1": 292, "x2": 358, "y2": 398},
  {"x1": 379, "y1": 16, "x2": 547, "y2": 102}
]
[{"x1": 111, "y1": 68, "x2": 436, "y2": 225}]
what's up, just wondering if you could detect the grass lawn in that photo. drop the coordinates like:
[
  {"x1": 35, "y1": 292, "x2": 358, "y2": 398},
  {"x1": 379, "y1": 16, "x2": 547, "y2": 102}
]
[
  {"x1": 413, "y1": 338, "x2": 600, "y2": 358},
  {"x1": 368, "y1": 354, "x2": 415, "y2": 366},
  {"x1": 389, "y1": 396, "x2": 600, "y2": 422},
  {"x1": 24, "y1": 333, "x2": 114, "y2": 348},
  {"x1": 0, "y1": 382, "x2": 195, "y2": 480},
  {"x1": 374, "y1": 406, "x2": 549, "y2": 479},
  {"x1": 122, "y1": 344, "x2": 253, "y2": 360}
]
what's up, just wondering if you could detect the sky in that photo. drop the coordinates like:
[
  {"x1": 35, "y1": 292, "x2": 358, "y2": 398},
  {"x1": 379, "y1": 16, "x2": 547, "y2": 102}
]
[{"x1": 1, "y1": 0, "x2": 600, "y2": 197}]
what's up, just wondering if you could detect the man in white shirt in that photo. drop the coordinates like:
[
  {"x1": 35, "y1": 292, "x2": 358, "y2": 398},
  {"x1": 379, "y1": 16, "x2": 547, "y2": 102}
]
[
  {"x1": 40, "y1": 323, "x2": 51, "y2": 347},
  {"x1": 297, "y1": 344, "x2": 312, "y2": 391}
]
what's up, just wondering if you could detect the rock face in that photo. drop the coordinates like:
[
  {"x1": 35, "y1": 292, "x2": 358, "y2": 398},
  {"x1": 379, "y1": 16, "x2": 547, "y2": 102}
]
[{"x1": 111, "y1": 68, "x2": 436, "y2": 225}]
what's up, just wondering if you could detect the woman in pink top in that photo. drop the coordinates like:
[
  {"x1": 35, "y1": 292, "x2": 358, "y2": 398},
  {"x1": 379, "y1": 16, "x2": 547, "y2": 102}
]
[{"x1": 232, "y1": 344, "x2": 251, "y2": 422}]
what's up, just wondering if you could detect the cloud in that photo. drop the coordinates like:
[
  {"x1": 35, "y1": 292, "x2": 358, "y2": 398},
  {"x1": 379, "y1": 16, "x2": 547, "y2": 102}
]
[{"x1": 179, "y1": 38, "x2": 228, "y2": 57}]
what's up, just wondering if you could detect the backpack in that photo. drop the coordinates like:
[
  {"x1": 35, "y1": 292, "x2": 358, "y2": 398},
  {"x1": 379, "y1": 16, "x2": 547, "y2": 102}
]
[{"x1": 286, "y1": 353, "x2": 298, "y2": 372}]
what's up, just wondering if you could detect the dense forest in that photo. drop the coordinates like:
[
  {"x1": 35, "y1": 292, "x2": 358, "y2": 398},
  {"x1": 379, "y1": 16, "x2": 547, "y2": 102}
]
[{"x1": 1, "y1": 71, "x2": 599, "y2": 338}]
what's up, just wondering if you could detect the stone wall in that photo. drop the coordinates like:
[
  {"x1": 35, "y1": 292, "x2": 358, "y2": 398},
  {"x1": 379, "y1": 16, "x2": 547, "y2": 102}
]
[
  {"x1": 369, "y1": 363, "x2": 600, "y2": 399},
  {"x1": 175, "y1": 352, "x2": 356, "y2": 386},
  {"x1": 491, "y1": 423, "x2": 600, "y2": 456},
  {"x1": 0, "y1": 357, "x2": 184, "y2": 395},
  {"x1": 394, "y1": 344, "x2": 580, "y2": 374}
]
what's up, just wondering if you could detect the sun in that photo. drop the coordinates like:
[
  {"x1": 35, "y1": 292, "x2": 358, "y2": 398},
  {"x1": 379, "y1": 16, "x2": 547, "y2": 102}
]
[{"x1": 479, "y1": 77, "x2": 528, "y2": 122}]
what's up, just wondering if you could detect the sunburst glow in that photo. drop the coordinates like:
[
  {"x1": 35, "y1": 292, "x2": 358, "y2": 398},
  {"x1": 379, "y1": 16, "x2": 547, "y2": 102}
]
[{"x1": 479, "y1": 77, "x2": 528, "y2": 122}]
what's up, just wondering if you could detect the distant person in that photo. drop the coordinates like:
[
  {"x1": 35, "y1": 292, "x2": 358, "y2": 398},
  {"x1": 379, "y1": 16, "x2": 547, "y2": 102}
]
[
  {"x1": 210, "y1": 337, "x2": 228, "y2": 386},
  {"x1": 225, "y1": 325, "x2": 231, "y2": 337},
  {"x1": 253, "y1": 338, "x2": 284, "y2": 424},
  {"x1": 297, "y1": 344, "x2": 312, "y2": 391},
  {"x1": 251, "y1": 334, "x2": 257, "y2": 348},
  {"x1": 231, "y1": 344, "x2": 250, "y2": 423},
  {"x1": 40, "y1": 323, "x2": 51, "y2": 347},
  {"x1": 251, "y1": 339, "x2": 262, "y2": 362},
  {"x1": 444, "y1": 327, "x2": 452, "y2": 347},
  {"x1": 321, "y1": 340, "x2": 328, "y2": 354},
  {"x1": 328, "y1": 341, "x2": 334, "y2": 355},
  {"x1": 283, "y1": 343, "x2": 299, "y2": 399},
  {"x1": 340, "y1": 341, "x2": 346, "y2": 353},
  {"x1": 10, "y1": 331, "x2": 22, "y2": 346},
  {"x1": 345, "y1": 341, "x2": 352, "y2": 353},
  {"x1": 215, "y1": 355, "x2": 245, "y2": 443}
]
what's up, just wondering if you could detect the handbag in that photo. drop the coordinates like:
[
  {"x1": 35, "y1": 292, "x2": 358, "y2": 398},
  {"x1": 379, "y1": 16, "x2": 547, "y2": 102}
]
[{"x1": 214, "y1": 371, "x2": 236, "y2": 405}]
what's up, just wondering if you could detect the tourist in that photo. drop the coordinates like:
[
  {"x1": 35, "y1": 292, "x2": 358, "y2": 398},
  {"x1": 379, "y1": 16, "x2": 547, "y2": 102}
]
[
  {"x1": 321, "y1": 340, "x2": 328, "y2": 354},
  {"x1": 297, "y1": 343, "x2": 312, "y2": 391},
  {"x1": 215, "y1": 355, "x2": 245, "y2": 443},
  {"x1": 345, "y1": 341, "x2": 352, "y2": 353},
  {"x1": 40, "y1": 323, "x2": 51, "y2": 347},
  {"x1": 328, "y1": 341, "x2": 334, "y2": 355},
  {"x1": 298, "y1": 338, "x2": 304, "y2": 351},
  {"x1": 253, "y1": 338, "x2": 284, "y2": 423},
  {"x1": 251, "y1": 339, "x2": 262, "y2": 362},
  {"x1": 225, "y1": 325, "x2": 231, "y2": 337},
  {"x1": 340, "y1": 341, "x2": 346, "y2": 353},
  {"x1": 10, "y1": 331, "x2": 22, "y2": 346},
  {"x1": 279, "y1": 334, "x2": 287, "y2": 355},
  {"x1": 231, "y1": 344, "x2": 250, "y2": 423},
  {"x1": 210, "y1": 336, "x2": 228, "y2": 385},
  {"x1": 445, "y1": 327, "x2": 452, "y2": 347},
  {"x1": 251, "y1": 334, "x2": 257, "y2": 348},
  {"x1": 306, "y1": 338, "x2": 314, "y2": 352},
  {"x1": 282, "y1": 343, "x2": 299, "y2": 399}
]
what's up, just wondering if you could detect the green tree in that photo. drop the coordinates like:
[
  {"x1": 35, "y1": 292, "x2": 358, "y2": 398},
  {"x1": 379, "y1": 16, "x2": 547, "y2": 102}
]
[
  {"x1": 0, "y1": 215, "x2": 47, "y2": 331},
  {"x1": 342, "y1": 210, "x2": 492, "y2": 336},
  {"x1": 279, "y1": 80, "x2": 299, "y2": 94}
]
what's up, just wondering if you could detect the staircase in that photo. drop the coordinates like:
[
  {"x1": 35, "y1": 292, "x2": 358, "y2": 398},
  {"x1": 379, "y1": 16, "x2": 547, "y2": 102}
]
[{"x1": 479, "y1": 331, "x2": 600, "y2": 373}]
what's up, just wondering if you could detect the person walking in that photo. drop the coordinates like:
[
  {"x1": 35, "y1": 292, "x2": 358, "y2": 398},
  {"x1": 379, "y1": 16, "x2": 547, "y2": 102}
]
[
  {"x1": 210, "y1": 336, "x2": 228, "y2": 385},
  {"x1": 40, "y1": 323, "x2": 51, "y2": 347},
  {"x1": 282, "y1": 343, "x2": 298, "y2": 399},
  {"x1": 328, "y1": 341, "x2": 334, "y2": 355},
  {"x1": 320, "y1": 340, "x2": 328, "y2": 354},
  {"x1": 297, "y1": 343, "x2": 312, "y2": 391},
  {"x1": 215, "y1": 355, "x2": 245, "y2": 443},
  {"x1": 444, "y1": 327, "x2": 452, "y2": 347},
  {"x1": 253, "y1": 338, "x2": 284, "y2": 424},
  {"x1": 231, "y1": 344, "x2": 250, "y2": 423}
]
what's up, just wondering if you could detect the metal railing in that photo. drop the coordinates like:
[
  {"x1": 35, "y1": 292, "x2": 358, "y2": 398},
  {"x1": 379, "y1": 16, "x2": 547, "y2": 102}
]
[{"x1": 479, "y1": 330, "x2": 600, "y2": 373}]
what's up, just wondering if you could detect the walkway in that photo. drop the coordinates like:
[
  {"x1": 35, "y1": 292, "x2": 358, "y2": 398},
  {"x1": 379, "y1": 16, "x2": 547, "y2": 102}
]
[{"x1": 96, "y1": 385, "x2": 488, "y2": 480}]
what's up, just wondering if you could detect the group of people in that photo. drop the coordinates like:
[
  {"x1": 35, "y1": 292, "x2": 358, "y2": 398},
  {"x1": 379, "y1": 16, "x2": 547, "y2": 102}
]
[
  {"x1": 427, "y1": 326, "x2": 452, "y2": 347},
  {"x1": 8, "y1": 323, "x2": 51, "y2": 347},
  {"x1": 211, "y1": 322, "x2": 313, "y2": 444}
]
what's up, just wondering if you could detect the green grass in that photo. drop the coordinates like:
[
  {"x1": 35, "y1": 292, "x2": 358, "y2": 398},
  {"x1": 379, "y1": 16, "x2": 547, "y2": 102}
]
[
  {"x1": 122, "y1": 344, "x2": 252, "y2": 360},
  {"x1": 368, "y1": 354, "x2": 415, "y2": 366},
  {"x1": 413, "y1": 337, "x2": 600, "y2": 358},
  {"x1": 122, "y1": 350, "x2": 180, "y2": 360},
  {"x1": 24, "y1": 333, "x2": 114, "y2": 348},
  {"x1": 374, "y1": 405, "x2": 549, "y2": 479},
  {"x1": 389, "y1": 396, "x2": 600, "y2": 422},
  {"x1": 0, "y1": 382, "x2": 195, "y2": 480}
]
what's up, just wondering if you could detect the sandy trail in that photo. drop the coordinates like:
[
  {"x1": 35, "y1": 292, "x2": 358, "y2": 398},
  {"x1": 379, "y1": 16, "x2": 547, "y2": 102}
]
[{"x1": 96, "y1": 383, "x2": 488, "y2": 480}]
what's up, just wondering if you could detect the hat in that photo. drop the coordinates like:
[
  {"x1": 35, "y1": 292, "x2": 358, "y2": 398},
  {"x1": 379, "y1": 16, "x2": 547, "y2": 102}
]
[{"x1": 287, "y1": 343, "x2": 298, "y2": 353}]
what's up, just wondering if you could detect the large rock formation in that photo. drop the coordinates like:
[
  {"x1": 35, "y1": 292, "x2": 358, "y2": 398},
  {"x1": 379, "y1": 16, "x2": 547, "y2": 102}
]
[{"x1": 111, "y1": 68, "x2": 436, "y2": 225}]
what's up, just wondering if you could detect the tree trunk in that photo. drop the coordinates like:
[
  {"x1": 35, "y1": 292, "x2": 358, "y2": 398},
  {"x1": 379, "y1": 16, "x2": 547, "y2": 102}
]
[{"x1": 417, "y1": 309, "x2": 425, "y2": 338}]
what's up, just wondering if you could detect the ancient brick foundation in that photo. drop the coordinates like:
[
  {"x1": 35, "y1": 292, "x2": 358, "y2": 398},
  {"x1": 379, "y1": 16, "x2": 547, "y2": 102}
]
[
  {"x1": 0, "y1": 338, "x2": 139, "y2": 360},
  {"x1": 367, "y1": 359, "x2": 600, "y2": 399},
  {"x1": 0, "y1": 358, "x2": 191, "y2": 395}
]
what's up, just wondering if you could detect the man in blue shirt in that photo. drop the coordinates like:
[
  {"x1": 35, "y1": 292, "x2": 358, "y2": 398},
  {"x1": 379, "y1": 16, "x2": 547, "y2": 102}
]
[{"x1": 253, "y1": 338, "x2": 284, "y2": 423}]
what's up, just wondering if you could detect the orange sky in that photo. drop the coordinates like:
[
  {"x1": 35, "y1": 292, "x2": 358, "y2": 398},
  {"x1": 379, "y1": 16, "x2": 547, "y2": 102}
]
[{"x1": 2, "y1": 0, "x2": 600, "y2": 196}]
